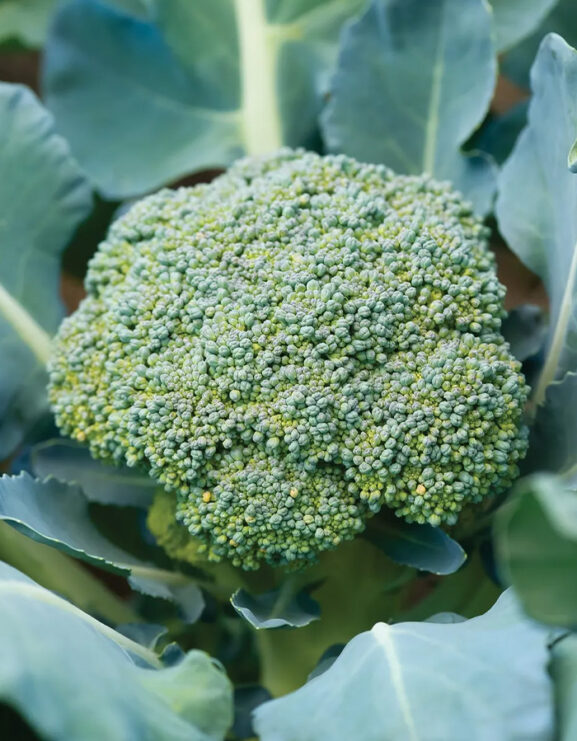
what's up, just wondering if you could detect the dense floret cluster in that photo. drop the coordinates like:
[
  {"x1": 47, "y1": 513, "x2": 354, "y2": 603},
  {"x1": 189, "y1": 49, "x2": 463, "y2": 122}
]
[{"x1": 49, "y1": 149, "x2": 529, "y2": 569}]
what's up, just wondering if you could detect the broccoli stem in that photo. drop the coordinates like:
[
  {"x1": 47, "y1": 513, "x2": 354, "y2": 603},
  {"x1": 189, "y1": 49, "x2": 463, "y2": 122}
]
[
  {"x1": 254, "y1": 543, "x2": 502, "y2": 696},
  {"x1": 0, "y1": 281, "x2": 52, "y2": 365},
  {"x1": 0, "y1": 522, "x2": 138, "y2": 624},
  {"x1": 255, "y1": 539, "x2": 414, "y2": 696},
  {"x1": 234, "y1": 0, "x2": 283, "y2": 154}
]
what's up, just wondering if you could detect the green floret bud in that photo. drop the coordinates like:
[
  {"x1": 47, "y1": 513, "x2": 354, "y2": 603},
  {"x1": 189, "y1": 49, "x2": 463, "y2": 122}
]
[
  {"x1": 147, "y1": 488, "x2": 209, "y2": 565},
  {"x1": 48, "y1": 148, "x2": 529, "y2": 570}
]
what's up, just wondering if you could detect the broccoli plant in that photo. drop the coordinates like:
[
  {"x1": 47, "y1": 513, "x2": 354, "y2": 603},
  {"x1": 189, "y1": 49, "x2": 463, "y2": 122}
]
[
  {"x1": 49, "y1": 151, "x2": 528, "y2": 563},
  {"x1": 1, "y1": 0, "x2": 577, "y2": 739}
]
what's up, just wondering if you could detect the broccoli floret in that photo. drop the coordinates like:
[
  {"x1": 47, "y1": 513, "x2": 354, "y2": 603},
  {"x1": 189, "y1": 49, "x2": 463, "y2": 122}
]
[{"x1": 48, "y1": 149, "x2": 529, "y2": 569}]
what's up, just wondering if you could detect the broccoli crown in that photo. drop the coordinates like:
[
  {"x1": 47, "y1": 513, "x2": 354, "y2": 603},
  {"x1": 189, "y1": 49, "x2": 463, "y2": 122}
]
[{"x1": 49, "y1": 149, "x2": 529, "y2": 569}]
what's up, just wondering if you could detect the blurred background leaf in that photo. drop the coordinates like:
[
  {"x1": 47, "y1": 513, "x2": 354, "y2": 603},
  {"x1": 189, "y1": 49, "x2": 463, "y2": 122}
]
[{"x1": 0, "y1": 83, "x2": 92, "y2": 459}]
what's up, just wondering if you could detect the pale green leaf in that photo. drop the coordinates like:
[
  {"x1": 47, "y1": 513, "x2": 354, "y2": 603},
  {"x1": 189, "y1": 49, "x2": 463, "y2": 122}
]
[
  {"x1": 0, "y1": 473, "x2": 204, "y2": 620},
  {"x1": 0, "y1": 562, "x2": 232, "y2": 741},
  {"x1": 254, "y1": 590, "x2": 554, "y2": 741},
  {"x1": 321, "y1": 0, "x2": 498, "y2": 214},
  {"x1": 43, "y1": 0, "x2": 364, "y2": 198}
]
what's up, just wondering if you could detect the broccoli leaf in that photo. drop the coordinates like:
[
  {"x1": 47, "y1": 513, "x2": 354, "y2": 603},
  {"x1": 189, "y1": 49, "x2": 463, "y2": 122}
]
[
  {"x1": 0, "y1": 473, "x2": 205, "y2": 621},
  {"x1": 254, "y1": 590, "x2": 554, "y2": 741},
  {"x1": 0, "y1": 562, "x2": 232, "y2": 741},
  {"x1": 501, "y1": 0, "x2": 577, "y2": 89},
  {"x1": 496, "y1": 33, "x2": 577, "y2": 475},
  {"x1": 550, "y1": 634, "x2": 577, "y2": 741},
  {"x1": 495, "y1": 473, "x2": 577, "y2": 627},
  {"x1": 363, "y1": 517, "x2": 466, "y2": 575},
  {"x1": 231, "y1": 586, "x2": 321, "y2": 629},
  {"x1": 30, "y1": 439, "x2": 156, "y2": 507},
  {"x1": 42, "y1": 0, "x2": 242, "y2": 199},
  {"x1": 42, "y1": 0, "x2": 365, "y2": 198},
  {"x1": 0, "y1": 83, "x2": 92, "y2": 460},
  {"x1": 489, "y1": 0, "x2": 558, "y2": 53},
  {"x1": 321, "y1": 0, "x2": 497, "y2": 214}
]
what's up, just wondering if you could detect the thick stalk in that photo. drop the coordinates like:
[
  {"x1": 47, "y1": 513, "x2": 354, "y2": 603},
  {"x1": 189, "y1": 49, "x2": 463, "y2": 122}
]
[
  {"x1": 0, "y1": 579, "x2": 161, "y2": 668},
  {"x1": 0, "y1": 281, "x2": 52, "y2": 365},
  {"x1": 256, "y1": 546, "x2": 500, "y2": 696},
  {"x1": 234, "y1": 0, "x2": 283, "y2": 155},
  {"x1": 0, "y1": 522, "x2": 138, "y2": 624},
  {"x1": 256, "y1": 539, "x2": 412, "y2": 696}
]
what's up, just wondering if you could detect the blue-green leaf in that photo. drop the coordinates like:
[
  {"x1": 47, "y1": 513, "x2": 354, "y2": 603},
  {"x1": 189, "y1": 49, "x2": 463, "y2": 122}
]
[
  {"x1": 0, "y1": 562, "x2": 232, "y2": 741},
  {"x1": 43, "y1": 0, "x2": 364, "y2": 198},
  {"x1": 0, "y1": 473, "x2": 204, "y2": 620},
  {"x1": 231, "y1": 586, "x2": 320, "y2": 629},
  {"x1": 495, "y1": 473, "x2": 577, "y2": 627},
  {"x1": 254, "y1": 590, "x2": 554, "y2": 741},
  {"x1": 0, "y1": 473, "x2": 142, "y2": 574},
  {"x1": 364, "y1": 517, "x2": 466, "y2": 575},
  {"x1": 489, "y1": 0, "x2": 558, "y2": 52},
  {"x1": 43, "y1": 0, "x2": 242, "y2": 199},
  {"x1": 501, "y1": 0, "x2": 577, "y2": 88},
  {"x1": 0, "y1": 83, "x2": 92, "y2": 459},
  {"x1": 496, "y1": 34, "x2": 577, "y2": 474},
  {"x1": 321, "y1": 0, "x2": 497, "y2": 214},
  {"x1": 31, "y1": 439, "x2": 156, "y2": 507}
]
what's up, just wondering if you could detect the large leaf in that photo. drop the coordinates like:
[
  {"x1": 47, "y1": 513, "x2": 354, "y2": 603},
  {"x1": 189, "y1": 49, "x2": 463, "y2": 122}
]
[
  {"x1": 0, "y1": 562, "x2": 232, "y2": 741},
  {"x1": 254, "y1": 590, "x2": 554, "y2": 741},
  {"x1": 0, "y1": 472, "x2": 144, "y2": 574},
  {"x1": 0, "y1": 473, "x2": 205, "y2": 620},
  {"x1": 321, "y1": 0, "x2": 497, "y2": 214},
  {"x1": 43, "y1": 0, "x2": 365, "y2": 198},
  {"x1": 489, "y1": 0, "x2": 558, "y2": 52},
  {"x1": 0, "y1": 83, "x2": 92, "y2": 458},
  {"x1": 551, "y1": 634, "x2": 577, "y2": 741},
  {"x1": 495, "y1": 473, "x2": 577, "y2": 627},
  {"x1": 496, "y1": 34, "x2": 577, "y2": 474},
  {"x1": 501, "y1": 0, "x2": 577, "y2": 88}
]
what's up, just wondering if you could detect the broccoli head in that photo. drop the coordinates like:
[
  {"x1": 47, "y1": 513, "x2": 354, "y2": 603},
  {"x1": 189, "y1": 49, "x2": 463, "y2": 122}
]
[{"x1": 48, "y1": 149, "x2": 529, "y2": 569}]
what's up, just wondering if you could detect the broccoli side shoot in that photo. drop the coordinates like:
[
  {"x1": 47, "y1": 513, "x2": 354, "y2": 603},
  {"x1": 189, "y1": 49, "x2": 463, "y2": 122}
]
[{"x1": 48, "y1": 149, "x2": 529, "y2": 569}]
